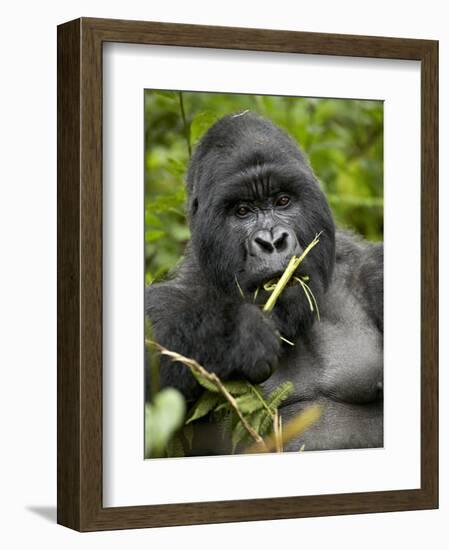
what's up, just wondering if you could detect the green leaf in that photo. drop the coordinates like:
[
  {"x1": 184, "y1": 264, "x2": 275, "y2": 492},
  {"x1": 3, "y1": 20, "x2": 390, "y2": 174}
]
[
  {"x1": 151, "y1": 90, "x2": 178, "y2": 101},
  {"x1": 191, "y1": 369, "x2": 219, "y2": 392},
  {"x1": 218, "y1": 410, "x2": 234, "y2": 440},
  {"x1": 145, "y1": 211, "x2": 163, "y2": 228},
  {"x1": 214, "y1": 401, "x2": 232, "y2": 415},
  {"x1": 149, "y1": 188, "x2": 187, "y2": 216},
  {"x1": 231, "y1": 408, "x2": 269, "y2": 453},
  {"x1": 166, "y1": 158, "x2": 186, "y2": 176},
  {"x1": 267, "y1": 381, "x2": 294, "y2": 410},
  {"x1": 171, "y1": 224, "x2": 191, "y2": 242},
  {"x1": 254, "y1": 383, "x2": 295, "y2": 440},
  {"x1": 234, "y1": 393, "x2": 264, "y2": 414},
  {"x1": 231, "y1": 420, "x2": 249, "y2": 453},
  {"x1": 190, "y1": 112, "x2": 218, "y2": 144},
  {"x1": 222, "y1": 380, "x2": 251, "y2": 395},
  {"x1": 145, "y1": 388, "x2": 186, "y2": 458},
  {"x1": 145, "y1": 229, "x2": 166, "y2": 242},
  {"x1": 250, "y1": 409, "x2": 269, "y2": 435},
  {"x1": 258, "y1": 410, "x2": 275, "y2": 438},
  {"x1": 186, "y1": 392, "x2": 223, "y2": 424},
  {"x1": 228, "y1": 382, "x2": 294, "y2": 446}
]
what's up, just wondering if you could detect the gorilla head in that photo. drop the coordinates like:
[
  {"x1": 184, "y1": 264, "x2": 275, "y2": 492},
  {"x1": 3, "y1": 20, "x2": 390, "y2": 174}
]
[{"x1": 185, "y1": 112, "x2": 336, "y2": 339}]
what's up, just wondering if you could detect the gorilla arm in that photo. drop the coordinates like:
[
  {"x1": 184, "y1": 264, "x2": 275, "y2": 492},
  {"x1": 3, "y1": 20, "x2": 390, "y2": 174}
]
[
  {"x1": 145, "y1": 282, "x2": 281, "y2": 401},
  {"x1": 356, "y1": 242, "x2": 384, "y2": 333}
]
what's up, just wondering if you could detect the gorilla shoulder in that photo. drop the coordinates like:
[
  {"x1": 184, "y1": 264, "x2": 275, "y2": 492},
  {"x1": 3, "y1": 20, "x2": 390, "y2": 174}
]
[{"x1": 334, "y1": 229, "x2": 383, "y2": 333}]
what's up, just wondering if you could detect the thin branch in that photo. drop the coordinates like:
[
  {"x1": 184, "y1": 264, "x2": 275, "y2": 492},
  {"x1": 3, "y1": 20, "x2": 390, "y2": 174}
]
[
  {"x1": 247, "y1": 383, "x2": 274, "y2": 417},
  {"x1": 147, "y1": 340, "x2": 266, "y2": 448},
  {"x1": 178, "y1": 91, "x2": 192, "y2": 158},
  {"x1": 245, "y1": 404, "x2": 322, "y2": 454},
  {"x1": 273, "y1": 411, "x2": 283, "y2": 453}
]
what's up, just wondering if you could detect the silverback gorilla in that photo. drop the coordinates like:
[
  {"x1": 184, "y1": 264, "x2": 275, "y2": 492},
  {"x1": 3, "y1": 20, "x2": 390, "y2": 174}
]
[{"x1": 145, "y1": 111, "x2": 383, "y2": 453}]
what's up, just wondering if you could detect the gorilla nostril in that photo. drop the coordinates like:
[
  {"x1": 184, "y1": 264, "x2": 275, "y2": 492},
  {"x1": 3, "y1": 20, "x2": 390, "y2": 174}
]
[
  {"x1": 250, "y1": 228, "x2": 295, "y2": 257},
  {"x1": 273, "y1": 231, "x2": 289, "y2": 251},
  {"x1": 254, "y1": 237, "x2": 274, "y2": 253}
]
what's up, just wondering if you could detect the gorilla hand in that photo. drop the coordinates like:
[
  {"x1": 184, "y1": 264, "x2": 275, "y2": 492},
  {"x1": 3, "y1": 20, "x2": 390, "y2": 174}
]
[
  {"x1": 146, "y1": 285, "x2": 281, "y2": 400},
  {"x1": 230, "y1": 303, "x2": 281, "y2": 384}
]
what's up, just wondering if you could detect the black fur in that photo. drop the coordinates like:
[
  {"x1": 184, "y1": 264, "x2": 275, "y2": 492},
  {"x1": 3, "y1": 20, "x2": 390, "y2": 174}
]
[{"x1": 146, "y1": 112, "x2": 383, "y2": 451}]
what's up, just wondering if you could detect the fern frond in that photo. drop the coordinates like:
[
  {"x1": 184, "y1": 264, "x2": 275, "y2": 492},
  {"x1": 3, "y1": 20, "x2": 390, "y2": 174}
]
[
  {"x1": 267, "y1": 381, "x2": 294, "y2": 412},
  {"x1": 186, "y1": 391, "x2": 222, "y2": 424}
]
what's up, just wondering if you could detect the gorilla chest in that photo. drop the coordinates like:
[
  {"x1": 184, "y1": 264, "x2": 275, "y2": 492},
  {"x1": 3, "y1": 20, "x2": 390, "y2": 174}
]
[{"x1": 262, "y1": 312, "x2": 383, "y2": 405}]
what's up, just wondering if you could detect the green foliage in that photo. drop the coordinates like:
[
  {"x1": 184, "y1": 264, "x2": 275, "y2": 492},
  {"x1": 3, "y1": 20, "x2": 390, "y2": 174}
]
[
  {"x1": 185, "y1": 380, "x2": 294, "y2": 454},
  {"x1": 185, "y1": 392, "x2": 222, "y2": 423},
  {"x1": 145, "y1": 388, "x2": 186, "y2": 458},
  {"x1": 264, "y1": 381, "x2": 296, "y2": 410},
  {"x1": 190, "y1": 368, "x2": 220, "y2": 393},
  {"x1": 145, "y1": 91, "x2": 383, "y2": 282},
  {"x1": 144, "y1": 336, "x2": 295, "y2": 457},
  {"x1": 190, "y1": 111, "x2": 219, "y2": 145},
  {"x1": 144, "y1": 91, "x2": 383, "y2": 456}
]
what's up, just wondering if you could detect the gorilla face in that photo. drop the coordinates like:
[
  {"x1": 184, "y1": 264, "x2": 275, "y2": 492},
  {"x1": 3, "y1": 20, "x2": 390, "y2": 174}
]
[{"x1": 186, "y1": 112, "x2": 336, "y2": 338}]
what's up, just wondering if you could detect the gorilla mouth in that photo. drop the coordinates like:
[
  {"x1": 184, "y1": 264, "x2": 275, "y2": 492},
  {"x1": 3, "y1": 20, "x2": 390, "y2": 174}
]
[
  {"x1": 246, "y1": 268, "x2": 307, "y2": 294},
  {"x1": 246, "y1": 272, "x2": 283, "y2": 294},
  {"x1": 241, "y1": 233, "x2": 323, "y2": 321},
  {"x1": 248, "y1": 266, "x2": 320, "y2": 321},
  {"x1": 262, "y1": 274, "x2": 306, "y2": 292}
]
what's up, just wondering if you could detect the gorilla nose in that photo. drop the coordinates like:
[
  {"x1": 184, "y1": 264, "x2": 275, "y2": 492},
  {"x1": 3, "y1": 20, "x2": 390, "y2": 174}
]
[{"x1": 249, "y1": 227, "x2": 297, "y2": 258}]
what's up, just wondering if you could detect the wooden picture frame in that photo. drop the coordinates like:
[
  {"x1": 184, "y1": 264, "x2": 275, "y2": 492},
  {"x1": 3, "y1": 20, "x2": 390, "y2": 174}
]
[{"x1": 57, "y1": 17, "x2": 438, "y2": 531}]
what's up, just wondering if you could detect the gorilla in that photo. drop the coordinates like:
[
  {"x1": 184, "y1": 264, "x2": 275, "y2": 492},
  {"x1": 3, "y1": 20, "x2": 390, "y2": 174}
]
[{"x1": 145, "y1": 111, "x2": 383, "y2": 453}]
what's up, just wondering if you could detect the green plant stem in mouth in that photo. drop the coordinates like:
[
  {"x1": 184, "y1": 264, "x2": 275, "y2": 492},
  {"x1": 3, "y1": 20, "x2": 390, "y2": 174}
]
[
  {"x1": 232, "y1": 232, "x2": 321, "y2": 348},
  {"x1": 262, "y1": 232, "x2": 322, "y2": 313},
  {"x1": 295, "y1": 277, "x2": 320, "y2": 321}
]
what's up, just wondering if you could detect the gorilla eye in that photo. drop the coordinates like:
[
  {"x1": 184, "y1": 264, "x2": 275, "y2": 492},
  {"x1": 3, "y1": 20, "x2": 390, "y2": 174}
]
[
  {"x1": 236, "y1": 205, "x2": 251, "y2": 217},
  {"x1": 276, "y1": 195, "x2": 290, "y2": 207}
]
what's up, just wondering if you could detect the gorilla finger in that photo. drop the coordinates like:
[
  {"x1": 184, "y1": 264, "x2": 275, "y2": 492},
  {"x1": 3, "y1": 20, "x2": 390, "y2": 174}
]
[{"x1": 246, "y1": 359, "x2": 274, "y2": 384}]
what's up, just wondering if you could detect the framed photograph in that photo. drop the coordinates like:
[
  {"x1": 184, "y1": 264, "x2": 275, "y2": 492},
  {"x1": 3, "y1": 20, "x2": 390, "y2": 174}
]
[{"x1": 57, "y1": 17, "x2": 438, "y2": 531}]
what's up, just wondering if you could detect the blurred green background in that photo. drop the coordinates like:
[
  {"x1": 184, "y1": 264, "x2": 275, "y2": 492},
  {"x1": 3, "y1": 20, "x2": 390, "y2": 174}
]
[{"x1": 145, "y1": 91, "x2": 383, "y2": 284}]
